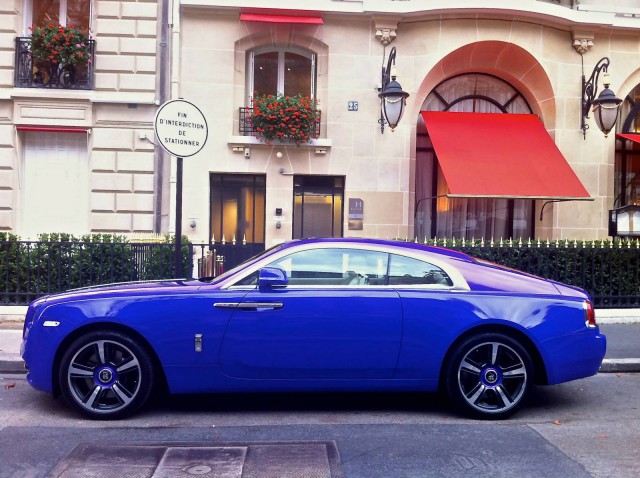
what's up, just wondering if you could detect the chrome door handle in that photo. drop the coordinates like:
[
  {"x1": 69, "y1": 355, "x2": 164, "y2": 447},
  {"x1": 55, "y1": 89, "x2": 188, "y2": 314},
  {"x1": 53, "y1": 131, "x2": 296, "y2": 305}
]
[{"x1": 213, "y1": 302, "x2": 284, "y2": 310}]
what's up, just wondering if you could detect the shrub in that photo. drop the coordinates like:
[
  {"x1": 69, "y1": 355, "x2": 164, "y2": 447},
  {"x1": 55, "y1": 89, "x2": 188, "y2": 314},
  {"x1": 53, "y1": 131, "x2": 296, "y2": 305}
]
[
  {"x1": 29, "y1": 23, "x2": 92, "y2": 66},
  {"x1": 0, "y1": 234, "x2": 192, "y2": 304},
  {"x1": 248, "y1": 93, "x2": 320, "y2": 145},
  {"x1": 138, "y1": 235, "x2": 193, "y2": 280}
]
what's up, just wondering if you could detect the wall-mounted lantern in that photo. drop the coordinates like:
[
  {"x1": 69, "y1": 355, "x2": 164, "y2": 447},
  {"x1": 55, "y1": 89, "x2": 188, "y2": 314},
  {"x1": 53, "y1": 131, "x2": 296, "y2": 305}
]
[
  {"x1": 378, "y1": 47, "x2": 409, "y2": 133},
  {"x1": 582, "y1": 57, "x2": 622, "y2": 139},
  {"x1": 609, "y1": 205, "x2": 640, "y2": 237}
]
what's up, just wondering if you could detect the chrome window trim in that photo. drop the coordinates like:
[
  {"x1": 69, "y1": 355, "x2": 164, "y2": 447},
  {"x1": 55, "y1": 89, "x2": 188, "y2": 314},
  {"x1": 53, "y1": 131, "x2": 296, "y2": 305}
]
[{"x1": 219, "y1": 242, "x2": 471, "y2": 292}]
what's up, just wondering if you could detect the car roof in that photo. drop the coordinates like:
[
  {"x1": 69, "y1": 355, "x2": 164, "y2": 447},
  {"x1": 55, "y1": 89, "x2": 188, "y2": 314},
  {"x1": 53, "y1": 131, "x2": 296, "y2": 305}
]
[{"x1": 278, "y1": 237, "x2": 474, "y2": 262}]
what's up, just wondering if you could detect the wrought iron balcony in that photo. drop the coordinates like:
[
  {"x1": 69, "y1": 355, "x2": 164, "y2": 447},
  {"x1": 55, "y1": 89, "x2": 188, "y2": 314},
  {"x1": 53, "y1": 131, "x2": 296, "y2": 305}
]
[
  {"x1": 239, "y1": 106, "x2": 321, "y2": 138},
  {"x1": 14, "y1": 37, "x2": 95, "y2": 90}
]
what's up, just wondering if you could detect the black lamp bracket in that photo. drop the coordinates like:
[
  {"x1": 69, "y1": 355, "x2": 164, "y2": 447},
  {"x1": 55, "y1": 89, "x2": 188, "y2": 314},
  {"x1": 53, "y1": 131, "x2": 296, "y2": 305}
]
[
  {"x1": 378, "y1": 46, "x2": 398, "y2": 133},
  {"x1": 581, "y1": 56, "x2": 610, "y2": 138}
]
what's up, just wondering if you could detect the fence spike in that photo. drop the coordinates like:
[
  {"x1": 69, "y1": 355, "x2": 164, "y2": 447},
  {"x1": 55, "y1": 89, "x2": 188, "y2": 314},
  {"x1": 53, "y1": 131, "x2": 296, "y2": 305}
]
[
  {"x1": 222, "y1": 235, "x2": 226, "y2": 245},
  {"x1": 242, "y1": 234, "x2": 247, "y2": 246},
  {"x1": 490, "y1": 238, "x2": 494, "y2": 248},
  {"x1": 481, "y1": 237, "x2": 485, "y2": 247}
]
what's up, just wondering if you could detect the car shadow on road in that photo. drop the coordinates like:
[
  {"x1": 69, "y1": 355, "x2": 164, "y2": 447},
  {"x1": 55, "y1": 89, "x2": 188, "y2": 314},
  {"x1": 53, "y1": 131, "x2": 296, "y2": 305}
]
[{"x1": 152, "y1": 390, "x2": 451, "y2": 415}]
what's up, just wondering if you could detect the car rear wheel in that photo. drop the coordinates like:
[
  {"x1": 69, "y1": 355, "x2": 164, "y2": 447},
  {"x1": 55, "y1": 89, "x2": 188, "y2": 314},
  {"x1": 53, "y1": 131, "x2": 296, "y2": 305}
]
[
  {"x1": 445, "y1": 333, "x2": 532, "y2": 419},
  {"x1": 59, "y1": 330, "x2": 154, "y2": 419}
]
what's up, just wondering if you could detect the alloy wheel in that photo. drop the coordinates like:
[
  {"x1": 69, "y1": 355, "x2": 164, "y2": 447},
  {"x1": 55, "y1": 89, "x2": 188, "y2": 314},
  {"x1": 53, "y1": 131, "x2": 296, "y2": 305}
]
[{"x1": 456, "y1": 340, "x2": 529, "y2": 415}]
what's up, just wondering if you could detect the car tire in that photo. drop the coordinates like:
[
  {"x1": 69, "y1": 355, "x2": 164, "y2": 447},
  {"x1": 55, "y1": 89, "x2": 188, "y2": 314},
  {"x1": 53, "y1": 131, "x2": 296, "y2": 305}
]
[
  {"x1": 59, "y1": 330, "x2": 154, "y2": 419},
  {"x1": 444, "y1": 333, "x2": 533, "y2": 420}
]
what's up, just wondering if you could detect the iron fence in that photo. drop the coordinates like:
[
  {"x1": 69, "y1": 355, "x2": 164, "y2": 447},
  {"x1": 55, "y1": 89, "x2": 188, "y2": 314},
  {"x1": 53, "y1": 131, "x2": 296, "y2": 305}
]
[
  {"x1": 417, "y1": 238, "x2": 640, "y2": 308},
  {"x1": 238, "y1": 107, "x2": 321, "y2": 138},
  {"x1": 1, "y1": 240, "x2": 193, "y2": 305},
  {"x1": 3, "y1": 237, "x2": 640, "y2": 308},
  {"x1": 14, "y1": 37, "x2": 95, "y2": 89},
  {"x1": 193, "y1": 242, "x2": 265, "y2": 277}
]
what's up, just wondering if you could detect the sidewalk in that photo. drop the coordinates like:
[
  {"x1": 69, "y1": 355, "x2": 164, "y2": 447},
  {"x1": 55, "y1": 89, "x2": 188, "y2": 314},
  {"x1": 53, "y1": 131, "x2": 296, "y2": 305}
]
[{"x1": 1, "y1": 309, "x2": 640, "y2": 374}]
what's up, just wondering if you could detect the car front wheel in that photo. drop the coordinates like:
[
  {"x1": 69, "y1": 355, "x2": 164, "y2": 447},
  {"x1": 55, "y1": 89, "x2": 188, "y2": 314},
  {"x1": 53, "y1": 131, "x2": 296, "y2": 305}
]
[
  {"x1": 59, "y1": 330, "x2": 154, "y2": 419},
  {"x1": 445, "y1": 333, "x2": 533, "y2": 419}
]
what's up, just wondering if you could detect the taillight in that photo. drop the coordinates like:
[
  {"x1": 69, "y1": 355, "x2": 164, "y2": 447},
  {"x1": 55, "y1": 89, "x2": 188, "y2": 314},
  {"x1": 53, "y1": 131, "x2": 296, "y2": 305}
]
[{"x1": 584, "y1": 300, "x2": 597, "y2": 328}]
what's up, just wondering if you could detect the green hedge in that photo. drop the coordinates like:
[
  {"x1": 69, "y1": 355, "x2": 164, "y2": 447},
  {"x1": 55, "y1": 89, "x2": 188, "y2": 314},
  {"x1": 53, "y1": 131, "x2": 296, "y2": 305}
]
[
  {"x1": 0, "y1": 233, "x2": 192, "y2": 304},
  {"x1": 416, "y1": 238, "x2": 640, "y2": 307}
]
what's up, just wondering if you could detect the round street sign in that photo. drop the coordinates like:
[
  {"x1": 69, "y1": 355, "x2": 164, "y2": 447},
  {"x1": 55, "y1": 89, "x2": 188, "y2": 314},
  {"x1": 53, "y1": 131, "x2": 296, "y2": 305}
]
[{"x1": 154, "y1": 99, "x2": 208, "y2": 157}]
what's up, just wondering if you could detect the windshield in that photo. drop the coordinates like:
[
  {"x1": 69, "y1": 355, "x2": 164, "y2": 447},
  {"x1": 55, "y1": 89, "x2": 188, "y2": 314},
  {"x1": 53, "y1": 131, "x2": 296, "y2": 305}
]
[{"x1": 202, "y1": 243, "x2": 285, "y2": 284}]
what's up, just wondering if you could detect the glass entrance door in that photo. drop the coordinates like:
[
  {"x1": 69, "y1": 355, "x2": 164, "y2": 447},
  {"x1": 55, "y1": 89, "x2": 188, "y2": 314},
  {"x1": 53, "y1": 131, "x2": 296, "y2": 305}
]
[{"x1": 293, "y1": 176, "x2": 344, "y2": 239}]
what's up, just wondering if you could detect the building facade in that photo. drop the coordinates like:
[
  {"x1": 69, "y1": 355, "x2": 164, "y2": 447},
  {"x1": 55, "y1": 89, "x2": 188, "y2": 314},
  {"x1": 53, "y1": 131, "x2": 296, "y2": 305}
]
[
  {"x1": 0, "y1": 0, "x2": 167, "y2": 239},
  {"x1": 172, "y1": 0, "x2": 640, "y2": 251},
  {"x1": 2, "y1": 1, "x2": 640, "y2": 255}
]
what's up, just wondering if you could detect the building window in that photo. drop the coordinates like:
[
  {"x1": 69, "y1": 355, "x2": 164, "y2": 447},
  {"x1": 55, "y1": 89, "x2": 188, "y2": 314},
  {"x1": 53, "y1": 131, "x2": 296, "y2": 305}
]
[
  {"x1": 615, "y1": 84, "x2": 640, "y2": 207},
  {"x1": 20, "y1": 132, "x2": 89, "y2": 238},
  {"x1": 293, "y1": 176, "x2": 344, "y2": 239},
  {"x1": 416, "y1": 73, "x2": 534, "y2": 240},
  {"x1": 26, "y1": 0, "x2": 91, "y2": 29},
  {"x1": 248, "y1": 47, "x2": 316, "y2": 101},
  {"x1": 210, "y1": 174, "x2": 266, "y2": 244}
]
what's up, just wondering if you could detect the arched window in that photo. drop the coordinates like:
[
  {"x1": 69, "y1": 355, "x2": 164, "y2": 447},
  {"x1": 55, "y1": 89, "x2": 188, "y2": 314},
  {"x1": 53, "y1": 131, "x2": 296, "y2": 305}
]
[
  {"x1": 416, "y1": 73, "x2": 534, "y2": 240},
  {"x1": 615, "y1": 85, "x2": 640, "y2": 208},
  {"x1": 247, "y1": 46, "x2": 316, "y2": 102}
]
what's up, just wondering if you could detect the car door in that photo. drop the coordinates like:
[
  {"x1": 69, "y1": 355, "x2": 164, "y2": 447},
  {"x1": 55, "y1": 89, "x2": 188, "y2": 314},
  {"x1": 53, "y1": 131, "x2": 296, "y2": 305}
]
[{"x1": 219, "y1": 247, "x2": 403, "y2": 380}]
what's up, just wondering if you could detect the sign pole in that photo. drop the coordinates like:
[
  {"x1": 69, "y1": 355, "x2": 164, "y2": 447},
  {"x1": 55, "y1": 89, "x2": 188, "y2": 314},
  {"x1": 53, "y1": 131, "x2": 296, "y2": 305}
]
[
  {"x1": 175, "y1": 156, "x2": 183, "y2": 278},
  {"x1": 153, "y1": 98, "x2": 208, "y2": 280}
]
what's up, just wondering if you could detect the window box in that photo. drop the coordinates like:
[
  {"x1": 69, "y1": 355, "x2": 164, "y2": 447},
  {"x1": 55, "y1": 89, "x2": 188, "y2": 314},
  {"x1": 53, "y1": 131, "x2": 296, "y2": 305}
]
[
  {"x1": 14, "y1": 37, "x2": 95, "y2": 90},
  {"x1": 239, "y1": 94, "x2": 321, "y2": 146}
]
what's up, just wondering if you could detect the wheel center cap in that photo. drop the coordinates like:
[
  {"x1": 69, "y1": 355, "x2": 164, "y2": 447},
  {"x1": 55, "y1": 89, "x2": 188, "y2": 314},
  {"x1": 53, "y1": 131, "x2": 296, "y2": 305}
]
[
  {"x1": 484, "y1": 369, "x2": 499, "y2": 384},
  {"x1": 97, "y1": 368, "x2": 113, "y2": 384}
]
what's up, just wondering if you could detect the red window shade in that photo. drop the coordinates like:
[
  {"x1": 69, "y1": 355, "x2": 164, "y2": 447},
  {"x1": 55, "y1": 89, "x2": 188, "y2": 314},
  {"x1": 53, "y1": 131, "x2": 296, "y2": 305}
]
[
  {"x1": 240, "y1": 13, "x2": 323, "y2": 24},
  {"x1": 16, "y1": 126, "x2": 88, "y2": 134},
  {"x1": 421, "y1": 112, "x2": 591, "y2": 200}
]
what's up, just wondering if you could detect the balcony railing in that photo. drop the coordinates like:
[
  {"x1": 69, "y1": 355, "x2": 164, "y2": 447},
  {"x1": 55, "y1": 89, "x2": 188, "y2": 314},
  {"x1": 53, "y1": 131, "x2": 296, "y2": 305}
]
[
  {"x1": 239, "y1": 106, "x2": 321, "y2": 138},
  {"x1": 14, "y1": 37, "x2": 95, "y2": 90}
]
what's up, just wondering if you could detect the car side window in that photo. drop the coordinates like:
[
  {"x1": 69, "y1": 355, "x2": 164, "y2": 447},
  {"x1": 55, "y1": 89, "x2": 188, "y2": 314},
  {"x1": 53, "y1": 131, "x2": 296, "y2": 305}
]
[
  {"x1": 266, "y1": 248, "x2": 388, "y2": 286},
  {"x1": 388, "y1": 254, "x2": 453, "y2": 286}
]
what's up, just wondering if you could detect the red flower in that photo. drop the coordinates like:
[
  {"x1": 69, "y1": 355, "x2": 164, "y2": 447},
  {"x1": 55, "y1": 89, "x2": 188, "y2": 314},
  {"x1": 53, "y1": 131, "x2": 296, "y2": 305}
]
[{"x1": 247, "y1": 93, "x2": 319, "y2": 146}]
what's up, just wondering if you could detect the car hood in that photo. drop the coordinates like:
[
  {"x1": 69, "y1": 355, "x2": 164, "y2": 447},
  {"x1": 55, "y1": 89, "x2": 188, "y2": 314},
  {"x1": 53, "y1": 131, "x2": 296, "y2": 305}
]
[{"x1": 35, "y1": 278, "x2": 207, "y2": 304}]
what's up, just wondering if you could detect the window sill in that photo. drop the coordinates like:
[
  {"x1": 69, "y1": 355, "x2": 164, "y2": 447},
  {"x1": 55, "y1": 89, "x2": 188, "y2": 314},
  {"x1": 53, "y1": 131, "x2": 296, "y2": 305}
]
[{"x1": 228, "y1": 135, "x2": 332, "y2": 150}]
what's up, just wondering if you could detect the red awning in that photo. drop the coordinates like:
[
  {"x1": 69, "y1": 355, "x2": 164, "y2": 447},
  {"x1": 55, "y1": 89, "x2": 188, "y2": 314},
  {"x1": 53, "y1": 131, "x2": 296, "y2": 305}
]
[
  {"x1": 240, "y1": 13, "x2": 323, "y2": 24},
  {"x1": 617, "y1": 133, "x2": 640, "y2": 144},
  {"x1": 16, "y1": 126, "x2": 88, "y2": 134},
  {"x1": 420, "y1": 112, "x2": 591, "y2": 200}
]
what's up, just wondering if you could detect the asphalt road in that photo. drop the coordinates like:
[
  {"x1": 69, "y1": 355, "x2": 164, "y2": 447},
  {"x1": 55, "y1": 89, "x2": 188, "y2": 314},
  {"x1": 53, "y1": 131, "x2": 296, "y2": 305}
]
[{"x1": 1, "y1": 371, "x2": 639, "y2": 478}]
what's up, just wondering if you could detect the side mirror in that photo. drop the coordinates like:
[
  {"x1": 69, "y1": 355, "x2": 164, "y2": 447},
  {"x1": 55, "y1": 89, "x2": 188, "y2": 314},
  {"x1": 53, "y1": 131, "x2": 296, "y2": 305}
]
[{"x1": 258, "y1": 267, "x2": 288, "y2": 289}]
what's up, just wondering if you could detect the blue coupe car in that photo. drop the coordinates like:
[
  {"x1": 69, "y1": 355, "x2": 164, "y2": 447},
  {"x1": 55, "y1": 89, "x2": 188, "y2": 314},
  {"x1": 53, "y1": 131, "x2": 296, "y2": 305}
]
[{"x1": 21, "y1": 238, "x2": 606, "y2": 420}]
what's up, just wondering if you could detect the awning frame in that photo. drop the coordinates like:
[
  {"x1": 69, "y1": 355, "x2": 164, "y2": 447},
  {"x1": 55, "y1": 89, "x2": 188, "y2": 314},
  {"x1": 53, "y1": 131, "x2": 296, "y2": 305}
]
[{"x1": 420, "y1": 111, "x2": 593, "y2": 201}]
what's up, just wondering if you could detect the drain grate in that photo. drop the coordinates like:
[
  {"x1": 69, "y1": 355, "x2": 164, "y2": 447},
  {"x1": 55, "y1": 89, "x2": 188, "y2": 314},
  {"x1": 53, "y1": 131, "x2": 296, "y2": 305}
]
[{"x1": 48, "y1": 442, "x2": 343, "y2": 478}]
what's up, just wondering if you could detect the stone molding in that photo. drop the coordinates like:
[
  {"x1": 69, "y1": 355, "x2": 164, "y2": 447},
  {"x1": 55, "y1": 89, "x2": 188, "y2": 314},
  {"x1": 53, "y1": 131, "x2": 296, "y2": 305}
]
[
  {"x1": 374, "y1": 16, "x2": 400, "y2": 45},
  {"x1": 572, "y1": 31, "x2": 595, "y2": 54}
]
